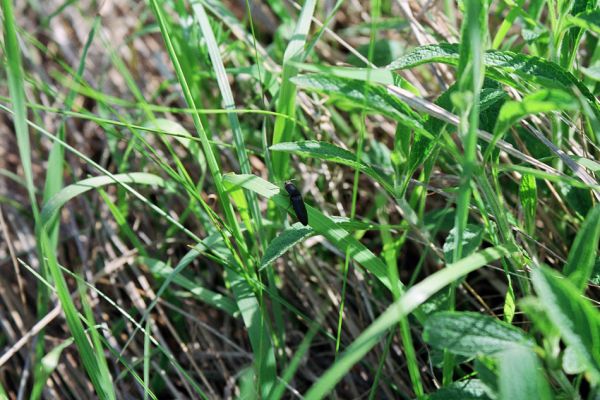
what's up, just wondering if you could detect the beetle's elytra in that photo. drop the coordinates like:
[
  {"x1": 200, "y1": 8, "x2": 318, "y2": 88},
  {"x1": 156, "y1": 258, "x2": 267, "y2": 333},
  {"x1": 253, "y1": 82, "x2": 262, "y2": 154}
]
[{"x1": 284, "y1": 181, "x2": 308, "y2": 226}]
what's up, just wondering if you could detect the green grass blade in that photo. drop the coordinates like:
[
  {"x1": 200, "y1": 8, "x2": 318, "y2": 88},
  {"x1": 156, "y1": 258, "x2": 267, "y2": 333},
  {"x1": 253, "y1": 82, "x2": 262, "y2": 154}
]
[{"x1": 40, "y1": 172, "x2": 169, "y2": 225}]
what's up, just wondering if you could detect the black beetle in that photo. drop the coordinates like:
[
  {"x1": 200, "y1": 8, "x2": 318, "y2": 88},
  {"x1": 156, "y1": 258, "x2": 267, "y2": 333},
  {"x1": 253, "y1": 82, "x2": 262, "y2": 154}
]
[{"x1": 284, "y1": 181, "x2": 308, "y2": 226}]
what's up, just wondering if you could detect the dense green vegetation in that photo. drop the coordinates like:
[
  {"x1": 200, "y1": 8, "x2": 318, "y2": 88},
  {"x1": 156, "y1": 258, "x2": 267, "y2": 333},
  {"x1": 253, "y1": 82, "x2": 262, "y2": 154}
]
[{"x1": 1, "y1": 0, "x2": 600, "y2": 398}]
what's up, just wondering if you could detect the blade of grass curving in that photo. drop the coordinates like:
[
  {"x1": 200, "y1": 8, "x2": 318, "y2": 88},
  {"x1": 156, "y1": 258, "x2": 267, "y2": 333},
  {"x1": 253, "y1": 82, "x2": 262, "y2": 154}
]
[
  {"x1": 0, "y1": 101, "x2": 208, "y2": 243},
  {"x1": 303, "y1": 245, "x2": 513, "y2": 399},
  {"x1": 40, "y1": 173, "x2": 169, "y2": 225},
  {"x1": 271, "y1": 0, "x2": 317, "y2": 179}
]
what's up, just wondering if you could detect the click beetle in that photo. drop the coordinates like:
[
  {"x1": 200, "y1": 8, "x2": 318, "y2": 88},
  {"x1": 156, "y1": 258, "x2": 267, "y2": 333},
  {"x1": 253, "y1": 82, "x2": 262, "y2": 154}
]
[{"x1": 284, "y1": 181, "x2": 308, "y2": 226}]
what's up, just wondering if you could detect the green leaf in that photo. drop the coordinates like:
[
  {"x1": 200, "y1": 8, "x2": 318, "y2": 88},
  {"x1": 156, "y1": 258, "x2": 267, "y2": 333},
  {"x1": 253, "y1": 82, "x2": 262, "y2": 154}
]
[
  {"x1": 562, "y1": 205, "x2": 600, "y2": 291},
  {"x1": 504, "y1": 285, "x2": 516, "y2": 324},
  {"x1": 563, "y1": 345, "x2": 586, "y2": 375},
  {"x1": 291, "y1": 74, "x2": 432, "y2": 138},
  {"x1": 270, "y1": 141, "x2": 394, "y2": 194},
  {"x1": 531, "y1": 267, "x2": 600, "y2": 382},
  {"x1": 442, "y1": 225, "x2": 483, "y2": 263},
  {"x1": 386, "y1": 43, "x2": 600, "y2": 119},
  {"x1": 430, "y1": 379, "x2": 492, "y2": 400},
  {"x1": 31, "y1": 338, "x2": 74, "y2": 399},
  {"x1": 497, "y1": 345, "x2": 553, "y2": 400},
  {"x1": 423, "y1": 311, "x2": 534, "y2": 357},
  {"x1": 259, "y1": 224, "x2": 314, "y2": 271},
  {"x1": 486, "y1": 89, "x2": 579, "y2": 158},
  {"x1": 566, "y1": 9, "x2": 600, "y2": 35}
]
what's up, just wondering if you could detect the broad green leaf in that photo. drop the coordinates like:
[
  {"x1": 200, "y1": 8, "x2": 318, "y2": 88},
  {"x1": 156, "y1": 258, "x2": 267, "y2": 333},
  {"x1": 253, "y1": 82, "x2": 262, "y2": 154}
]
[
  {"x1": 40, "y1": 173, "x2": 169, "y2": 226},
  {"x1": 270, "y1": 141, "x2": 393, "y2": 192},
  {"x1": 291, "y1": 74, "x2": 432, "y2": 138},
  {"x1": 486, "y1": 89, "x2": 579, "y2": 158},
  {"x1": 562, "y1": 205, "x2": 600, "y2": 291},
  {"x1": 304, "y1": 245, "x2": 513, "y2": 399},
  {"x1": 423, "y1": 311, "x2": 534, "y2": 357},
  {"x1": 291, "y1": 62, "x2": 419, "y2": 93},
  {"x1": 386, "y1": 43, "x2": 600, "y2": 119},
  {"x1": 497, "y1": 345, "x2": 553, "y2": 400},
  {"x1": 259, "y1": 224, "x2": 314, "y2": 271},
  {"x1": 442, "y1": 225, "x2": 483, "y2": 263},
  {"x1": 531, "y1": 267, "x2": 600, "y2": 382},
  {"x1": 430, "y1": 379, "x2": 492, "y2": 400}
]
